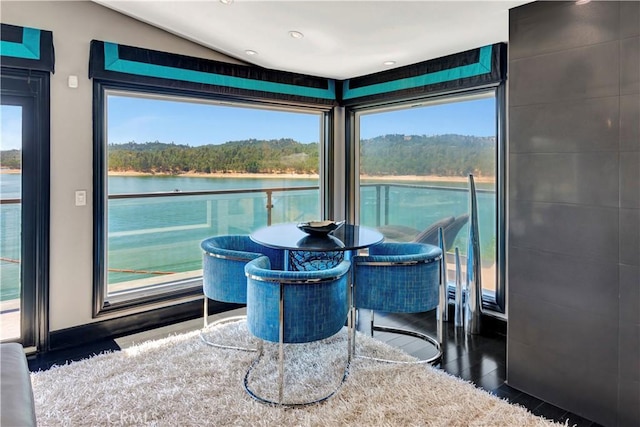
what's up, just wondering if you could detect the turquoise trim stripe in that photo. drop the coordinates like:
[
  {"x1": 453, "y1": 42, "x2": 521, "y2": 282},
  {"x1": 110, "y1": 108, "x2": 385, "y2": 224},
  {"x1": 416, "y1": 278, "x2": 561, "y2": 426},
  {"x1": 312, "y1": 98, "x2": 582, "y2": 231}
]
[
  {"x1": 0, "y1": 27, "x2": 41, "y2": 60},
  {"x1": 343, "y1": 45, "x2": 493, "y2": 100},
  {"x1": 103, "y1": 42, "x2": 336, "y2": 100}
]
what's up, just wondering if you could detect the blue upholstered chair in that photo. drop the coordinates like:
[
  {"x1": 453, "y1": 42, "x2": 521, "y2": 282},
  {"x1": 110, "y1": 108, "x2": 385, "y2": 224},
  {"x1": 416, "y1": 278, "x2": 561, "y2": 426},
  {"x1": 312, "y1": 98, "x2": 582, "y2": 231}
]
[
  {"x1": 200, "y1": 235, "x2": 284, "y2": 350},
  {"x1": 243, "y1": 256, "x2": 351, "y2": 406},
  {"x1": 352, "y1": 242, "x2": 443, "y2": 364}
]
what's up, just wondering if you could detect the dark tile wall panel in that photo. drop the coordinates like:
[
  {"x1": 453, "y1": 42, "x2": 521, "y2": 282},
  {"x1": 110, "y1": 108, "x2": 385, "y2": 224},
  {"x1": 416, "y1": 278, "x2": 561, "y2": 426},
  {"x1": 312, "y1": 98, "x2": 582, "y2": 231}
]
[
  {"x1": 620, "y1": 152, "x2": 640, "y2": 209},
  {"x1": 508, "y1": 339, "x2": 618, "y2": 426},
  {"x1": 509, "y1": 200, "x2": 619, "y2": 262},
  {"x1": 619, "y1": 265, "x2": 640, "y2": 324},
  {"x1": 509, "y1": 293, "x2": 618, "y2": 371},
  {"x1": 509, "y1": 1, "x2": 620, "y2": 60},
  {"x1": 509, "y1": 247, "x2": 619, "y2": 317},
  {"x1": 618, "y1": 320, "x2": 639, "y2": 426},
  {"x1": 618, "y1": 379, "x2": 640, "y2": 427},
  {"x1": 620, "y1": 36, "x2": 639, "y2": 95},
  {"x1": 618, "y1": 323, "x2": 639, "y2": 382},
  {"x1": 620, "y1": 1, "x2": 640, "y2": 38},
  {"x1": 620, "y1": 94, "x2": 639, "y2": 152},
  {"x1": 508, "y1": 2, "x2": 638, "y2": 425},
  {"x1": 509, "y1": 97, "x2": 619, "y2": 153},
  {"x1": 509, "y1": 42, "x2": 619, "y2": 107},
  {"x1": 619, "y1": 209, "x2": 640, "y2": 266},
  {"x1": 510, "y1": 152, "x2": 619, "y2": 206}
]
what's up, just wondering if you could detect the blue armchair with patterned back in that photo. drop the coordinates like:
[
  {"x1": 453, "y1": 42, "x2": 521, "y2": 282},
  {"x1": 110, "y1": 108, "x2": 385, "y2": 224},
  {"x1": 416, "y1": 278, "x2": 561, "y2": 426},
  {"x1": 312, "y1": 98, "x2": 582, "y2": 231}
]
[
  {"x1": 200, "y1": 235, "x2": 284, "y2": 350},
  {"x1": 243, "y1": 255, "x2": 351, "y2": 406},
  {"x1": 351, "y1": 242, "x2": 443, "y2": 364}
]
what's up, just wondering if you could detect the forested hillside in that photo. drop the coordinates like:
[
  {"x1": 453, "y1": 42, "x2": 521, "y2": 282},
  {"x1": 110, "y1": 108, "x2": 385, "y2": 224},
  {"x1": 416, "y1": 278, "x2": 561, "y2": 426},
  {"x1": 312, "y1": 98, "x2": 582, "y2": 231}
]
[
  {"x1": 1, "y1": 134, "x2": 496, "y2": 177},
  {"x1": 107, "y1": 139, "x2": 319, "y2": 174},
  {"x1": 361, "y1": 134, "x2": 495, "y2": 177},
  {"x1": 0, "y1": 150, "x2": 20, "y2": 170}
]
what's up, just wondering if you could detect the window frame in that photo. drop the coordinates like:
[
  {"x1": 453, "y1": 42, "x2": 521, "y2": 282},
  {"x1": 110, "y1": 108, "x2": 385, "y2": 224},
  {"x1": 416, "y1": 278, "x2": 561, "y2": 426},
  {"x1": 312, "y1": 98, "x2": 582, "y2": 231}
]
[
  {"x1": 346, "y1": 85, "x2": 506, "y2": 315},
  {"x1": 92, "y1": 80, "x2": 333, "y2": 317}
]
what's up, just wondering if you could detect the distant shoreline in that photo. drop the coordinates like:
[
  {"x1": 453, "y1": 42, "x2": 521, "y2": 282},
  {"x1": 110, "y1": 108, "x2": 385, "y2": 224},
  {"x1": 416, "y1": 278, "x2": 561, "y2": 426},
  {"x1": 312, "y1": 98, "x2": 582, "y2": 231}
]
[
  {"x1": 107, "y1": 170, "x2": 319, "y2": 179},
  {"x1": 1, "y1": 169, "x2": 495, "y2": 184},
  {"x1": 107, "y1": 170, "x2": 495, "y2": 183}
]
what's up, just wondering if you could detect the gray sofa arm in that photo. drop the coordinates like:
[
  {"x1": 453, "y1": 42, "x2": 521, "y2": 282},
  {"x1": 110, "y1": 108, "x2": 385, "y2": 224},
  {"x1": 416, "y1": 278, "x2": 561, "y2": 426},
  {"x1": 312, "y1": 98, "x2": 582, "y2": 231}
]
[{"x1": 1, "y1": 343, "x2": 37, "y2": 427}]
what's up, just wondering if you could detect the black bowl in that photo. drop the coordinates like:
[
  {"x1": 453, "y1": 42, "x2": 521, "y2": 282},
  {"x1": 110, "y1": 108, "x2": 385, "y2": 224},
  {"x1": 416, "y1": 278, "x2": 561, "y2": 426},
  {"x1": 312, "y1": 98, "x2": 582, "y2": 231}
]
[{"x1": 296, "y1": 220, "x2": 345, "y2": 236}]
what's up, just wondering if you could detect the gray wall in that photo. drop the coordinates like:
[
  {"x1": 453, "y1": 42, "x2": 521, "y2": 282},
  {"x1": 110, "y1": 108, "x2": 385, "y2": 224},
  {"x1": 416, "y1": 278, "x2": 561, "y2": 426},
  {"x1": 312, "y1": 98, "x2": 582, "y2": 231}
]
[
  {"x1": 507, "y1": 1, "x2": 639, "y2": 426},
  {"x1": 1, "y1": 1, "x2": 244, "y2": 331}
]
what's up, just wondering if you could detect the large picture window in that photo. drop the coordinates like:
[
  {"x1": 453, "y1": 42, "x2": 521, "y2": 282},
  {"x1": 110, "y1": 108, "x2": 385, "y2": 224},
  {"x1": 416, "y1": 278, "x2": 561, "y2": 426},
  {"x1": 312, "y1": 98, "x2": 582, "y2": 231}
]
[
  {"x1": 94, "y1": 86, "x2": 325, "y2": 314},
  {"x1": 355, "y1": 91, "x2": 505, "y2": 312}
]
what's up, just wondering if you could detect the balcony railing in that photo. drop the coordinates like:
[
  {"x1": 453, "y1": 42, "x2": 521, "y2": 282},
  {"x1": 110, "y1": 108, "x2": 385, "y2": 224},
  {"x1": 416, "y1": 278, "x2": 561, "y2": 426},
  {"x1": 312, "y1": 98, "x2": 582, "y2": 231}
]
[
  {"x1": 109, "y1": 185, "x2": 319, "y2": 227},
  {"x1": 361, "y1": 182, "x2": 493, "y2": 228},
  {"x1": 1, "y1": 182, "x2": 497, "y2": 301},
  {"x1": 0, "y1": 198, "x2": 21, "y2": 205},
  {"x1": 105, "y1": 185, "x2": 321, "y2": 295}
]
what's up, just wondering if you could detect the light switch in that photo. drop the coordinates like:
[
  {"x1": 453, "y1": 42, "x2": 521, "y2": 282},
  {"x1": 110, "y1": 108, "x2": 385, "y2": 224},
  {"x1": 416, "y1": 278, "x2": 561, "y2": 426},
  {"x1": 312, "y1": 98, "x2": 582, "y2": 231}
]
[
  {"x1": 75, "y1": 190, "x2": 87, "y2": 206},
  {"x1": 68, "y1": 75, "x2": 78, "y2": 88}
]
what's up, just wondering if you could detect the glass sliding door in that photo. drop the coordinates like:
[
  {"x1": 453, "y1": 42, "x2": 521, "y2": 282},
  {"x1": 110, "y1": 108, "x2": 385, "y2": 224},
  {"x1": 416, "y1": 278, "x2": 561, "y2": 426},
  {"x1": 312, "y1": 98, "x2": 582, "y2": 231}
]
[
  {"x1": 356, "y1": 92, "x2": 504, "y2": 311},
  {"x1": 0, "y1": 69, "x2": 50, "y2": 349}
]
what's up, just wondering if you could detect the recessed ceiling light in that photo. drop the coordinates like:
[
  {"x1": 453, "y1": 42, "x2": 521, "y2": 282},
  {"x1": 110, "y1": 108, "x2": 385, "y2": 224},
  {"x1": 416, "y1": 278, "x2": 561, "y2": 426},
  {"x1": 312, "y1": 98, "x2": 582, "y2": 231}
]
[
  {"x1": 289, "y1": 31, "x2": 304, "y2": 39},
  {"x1": 245, "y1": 50, "x2": 258, "y2": 56},
  {"x1": 219, "y1": 0, "x2": 233, "y2": 4},
  {"x1": 575, "y1": 0, "x2": 591, "y2": 4},
  {"x1": 383, "y1": 61, "x2": 396, "y2": 66}
]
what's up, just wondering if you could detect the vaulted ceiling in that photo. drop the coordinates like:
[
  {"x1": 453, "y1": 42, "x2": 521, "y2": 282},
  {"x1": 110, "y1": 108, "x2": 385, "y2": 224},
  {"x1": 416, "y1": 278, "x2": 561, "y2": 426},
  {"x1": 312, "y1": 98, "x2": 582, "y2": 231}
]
[{"x1": 93, "y1": 1, "x2": 532, "y2": 80}]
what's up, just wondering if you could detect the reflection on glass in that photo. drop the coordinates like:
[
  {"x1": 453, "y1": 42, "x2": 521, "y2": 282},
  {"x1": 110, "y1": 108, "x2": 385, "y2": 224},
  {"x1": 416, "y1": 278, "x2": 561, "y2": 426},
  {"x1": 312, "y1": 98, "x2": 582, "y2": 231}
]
[
  {"x1": 358, "y1": 95, "x2": 497, "y2": 295},
  {"x1": 104, "y1": 93, "x2": 322, "y2": 299}
]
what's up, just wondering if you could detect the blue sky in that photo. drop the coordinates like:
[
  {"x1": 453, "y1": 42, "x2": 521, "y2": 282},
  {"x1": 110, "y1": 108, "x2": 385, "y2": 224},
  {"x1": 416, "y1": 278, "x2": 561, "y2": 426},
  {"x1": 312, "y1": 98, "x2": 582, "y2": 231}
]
[
  {"x1": 360, "y1": 97, "x2": 495, "y2": 139},
  {"x1": 107, "y1": 96, "x2": 322, "y2": 146},
  {"x1": 0, "y1": 95, "x2": 495, "y2": 151},
  {"x1": 0, "y1": 105, "x2": 23, "y2": 151},
  {"x1": 107, "y1": 95, "x2": 495, "y2": 147}
]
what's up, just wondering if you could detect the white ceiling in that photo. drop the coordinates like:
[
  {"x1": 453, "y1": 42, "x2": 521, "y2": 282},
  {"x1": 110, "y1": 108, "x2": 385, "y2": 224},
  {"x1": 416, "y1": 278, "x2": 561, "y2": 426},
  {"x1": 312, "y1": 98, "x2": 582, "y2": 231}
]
[{"x1": 94, "y1": 0, "x2": 532, "y2": 80}]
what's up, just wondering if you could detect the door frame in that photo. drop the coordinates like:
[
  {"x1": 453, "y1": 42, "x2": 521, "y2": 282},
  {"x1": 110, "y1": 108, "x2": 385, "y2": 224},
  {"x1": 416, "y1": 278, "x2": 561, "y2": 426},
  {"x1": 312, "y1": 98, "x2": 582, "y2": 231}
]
[{"x1": 1, "y1": 67, "x2": 50, "y2": 351}]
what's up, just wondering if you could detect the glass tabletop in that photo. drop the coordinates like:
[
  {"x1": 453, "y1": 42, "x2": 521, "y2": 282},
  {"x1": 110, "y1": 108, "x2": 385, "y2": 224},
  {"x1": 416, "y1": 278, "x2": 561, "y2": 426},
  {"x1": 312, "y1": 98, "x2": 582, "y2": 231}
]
[{"x1": 250, "y1": 223, "x2": 384, "y2": 252}]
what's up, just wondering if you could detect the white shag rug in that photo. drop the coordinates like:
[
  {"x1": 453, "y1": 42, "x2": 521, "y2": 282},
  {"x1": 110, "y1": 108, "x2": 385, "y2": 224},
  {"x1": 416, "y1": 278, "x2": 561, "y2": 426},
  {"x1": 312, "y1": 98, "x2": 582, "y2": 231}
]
[{"x1": 31, "y1": 321, "x2": 562, "y2": 426}]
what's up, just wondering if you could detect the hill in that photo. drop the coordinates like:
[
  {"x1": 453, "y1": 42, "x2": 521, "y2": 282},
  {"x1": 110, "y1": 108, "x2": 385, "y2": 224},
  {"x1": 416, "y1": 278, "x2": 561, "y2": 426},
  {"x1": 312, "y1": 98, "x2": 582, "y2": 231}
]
[
  {"x1": 107, "y1": 138, "x2": 319, "y2": 174},
  {"x1": 1, "y1": 135, "x2": 496, "y2": 177},
  {"x1": 361, "y1": 134, "x2": 495, "y2": 177}
]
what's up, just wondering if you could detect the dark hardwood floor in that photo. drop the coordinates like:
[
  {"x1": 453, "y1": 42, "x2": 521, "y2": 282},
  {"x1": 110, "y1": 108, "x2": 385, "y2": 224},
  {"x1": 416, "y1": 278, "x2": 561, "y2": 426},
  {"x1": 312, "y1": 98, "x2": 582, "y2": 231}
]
[
  {"x1": 363, "y1": 310, "x2": 601, "y2": 427},
  {"x1": 28, "y1": 309, "x2": 600, "y2": 427}
]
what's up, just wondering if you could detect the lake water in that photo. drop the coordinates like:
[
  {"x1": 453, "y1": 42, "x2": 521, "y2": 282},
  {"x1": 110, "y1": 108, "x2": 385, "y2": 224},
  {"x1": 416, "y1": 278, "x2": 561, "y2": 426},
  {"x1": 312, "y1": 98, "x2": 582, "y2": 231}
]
[{"x1": 0, "y1": 174, "x2": 495, "y2": 300}]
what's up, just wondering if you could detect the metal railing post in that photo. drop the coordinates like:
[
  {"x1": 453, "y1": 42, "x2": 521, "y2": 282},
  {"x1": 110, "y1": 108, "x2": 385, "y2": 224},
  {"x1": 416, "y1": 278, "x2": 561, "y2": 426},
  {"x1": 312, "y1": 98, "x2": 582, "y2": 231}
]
[
  {"x1": 375, "y1": 185, "x2": 381, "y2": 227},
  {"x1": 384, "y1": 185, "x2": 390, "y2": 226},
  {"x1": 266, "y1": 190, "x2": 274, "y2": 226}
]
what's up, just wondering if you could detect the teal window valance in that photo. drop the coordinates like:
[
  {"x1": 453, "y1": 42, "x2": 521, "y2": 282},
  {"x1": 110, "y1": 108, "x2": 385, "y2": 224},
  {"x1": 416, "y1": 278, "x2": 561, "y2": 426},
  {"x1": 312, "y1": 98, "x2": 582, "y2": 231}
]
[
  {"x1": 340, "y1": 43, "x2": 505, "y2": 106},
  {"x1": 88, "y1": 39, "x2": 504, "y2": 109},
  {"x1": 89, "y1": 40, "x2": 337, "y2": 107},
  {"x1": 0, "y1": 23, "x2": 54, "y2": 73}
]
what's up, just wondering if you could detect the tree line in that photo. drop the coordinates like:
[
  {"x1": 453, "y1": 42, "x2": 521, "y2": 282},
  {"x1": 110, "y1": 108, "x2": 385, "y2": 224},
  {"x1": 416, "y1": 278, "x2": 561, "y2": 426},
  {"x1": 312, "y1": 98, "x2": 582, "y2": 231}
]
[
  {"x1": 0, "y1": 134, "x2": 496, "y2": 177},
  {"x1": 107, "y1": 139, "x2": 319, "y2": 174},
  {"x1": 360, "y1": 134, "x2": 495, "y2": 177},
  {"x1": 0, "y1": 150, "x2": 20, "y2": 170}
]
